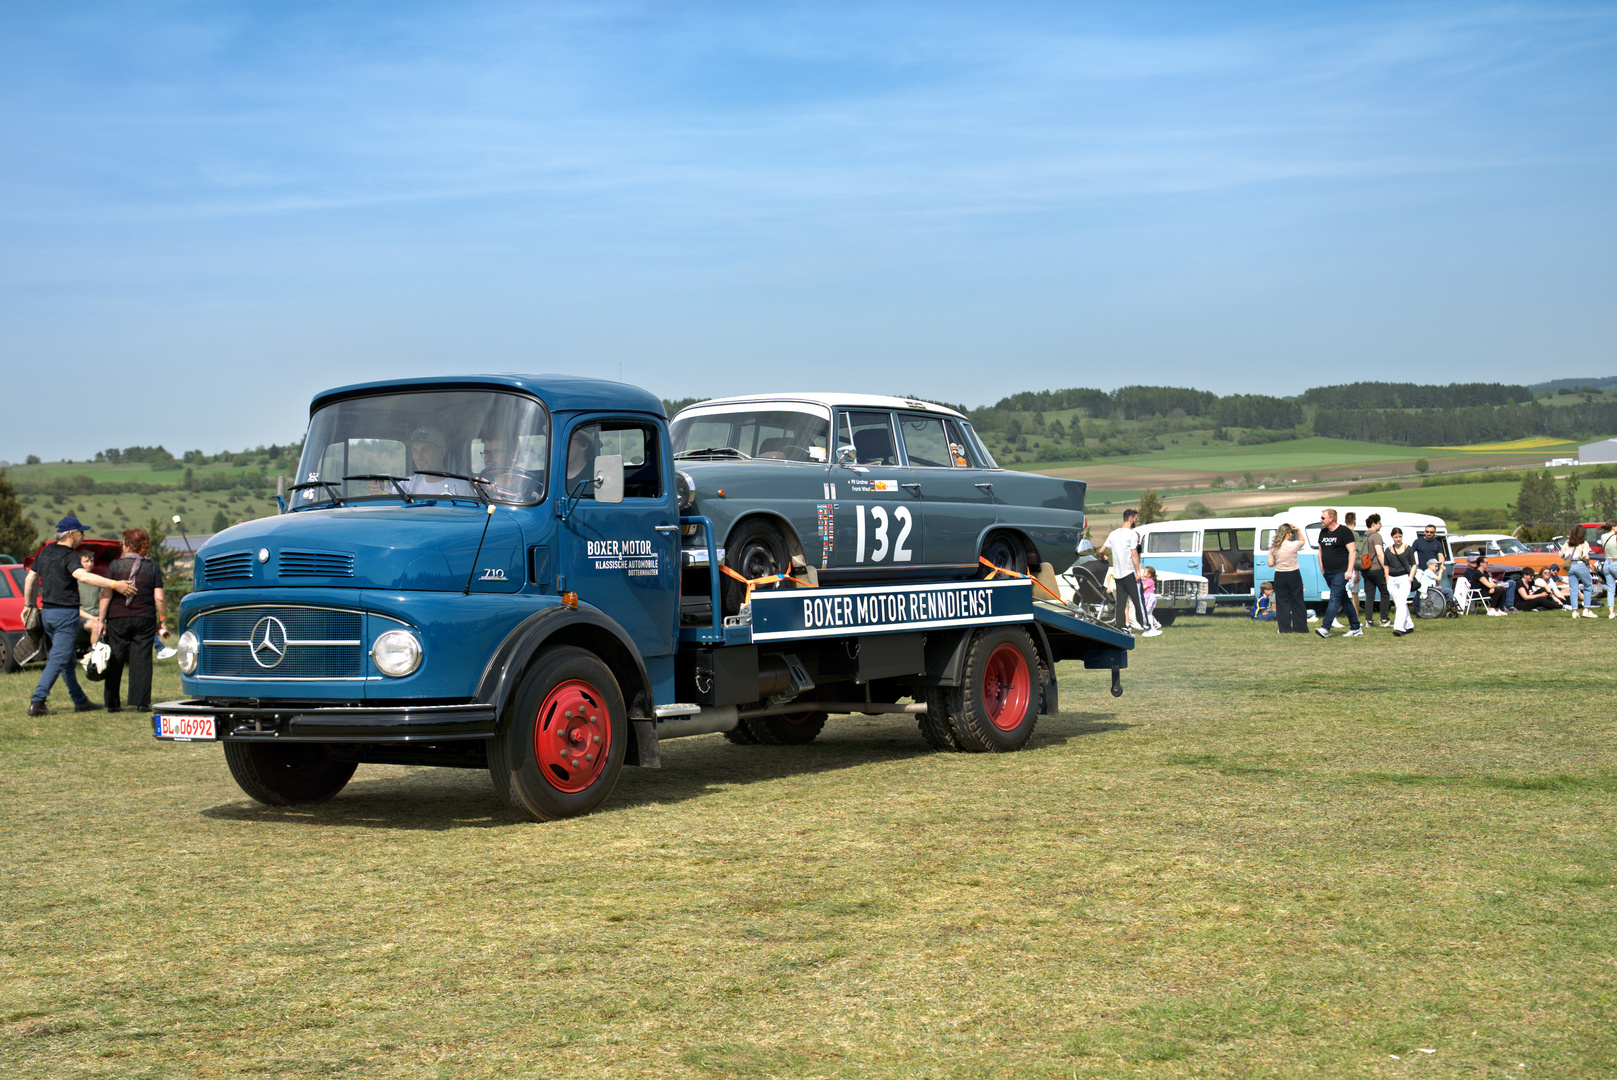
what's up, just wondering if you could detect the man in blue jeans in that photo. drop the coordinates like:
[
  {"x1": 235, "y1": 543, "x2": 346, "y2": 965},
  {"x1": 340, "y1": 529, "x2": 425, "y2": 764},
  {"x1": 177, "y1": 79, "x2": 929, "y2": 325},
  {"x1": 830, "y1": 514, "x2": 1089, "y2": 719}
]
[
  {"x1": 1315, "y1": 508, "x2": 1363, "y2": 638},
  {"x1": 19, "y1": 516, "x2": 136, "y2": 717}
]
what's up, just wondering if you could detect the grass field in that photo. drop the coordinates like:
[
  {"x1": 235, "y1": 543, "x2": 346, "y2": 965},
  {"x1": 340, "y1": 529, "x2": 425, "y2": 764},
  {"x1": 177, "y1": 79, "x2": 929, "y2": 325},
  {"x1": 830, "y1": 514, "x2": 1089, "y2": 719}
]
[
  {"x1": 4, "y1": 613, "x2": 1615, "y2": 1077},
  {"x1": 1284, "y1": 481, "x2": 1526, "y2": 516}
]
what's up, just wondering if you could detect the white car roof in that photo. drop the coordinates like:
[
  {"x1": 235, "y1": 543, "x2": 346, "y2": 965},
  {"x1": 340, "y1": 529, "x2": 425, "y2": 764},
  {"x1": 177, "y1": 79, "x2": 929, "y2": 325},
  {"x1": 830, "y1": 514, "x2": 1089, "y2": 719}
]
[
  {"x1": 1449, "y1": 533, "x2": 1510, "y2": 542},
  {"x1": 676, "y1": 393, "x2": 968, "y2": 421}
]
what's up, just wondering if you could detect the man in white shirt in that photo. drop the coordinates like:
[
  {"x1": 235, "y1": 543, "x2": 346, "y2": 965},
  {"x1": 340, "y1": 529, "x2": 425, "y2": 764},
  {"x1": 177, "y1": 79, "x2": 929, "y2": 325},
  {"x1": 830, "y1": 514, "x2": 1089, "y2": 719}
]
[{"x1": 1105, "y1": 509, "x2": 1159, "y2": 637}]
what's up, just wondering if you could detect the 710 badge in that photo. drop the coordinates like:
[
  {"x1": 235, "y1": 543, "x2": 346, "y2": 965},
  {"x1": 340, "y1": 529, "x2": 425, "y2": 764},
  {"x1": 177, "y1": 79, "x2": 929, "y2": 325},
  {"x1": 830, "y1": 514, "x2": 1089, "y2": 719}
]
[{"x1": 155, "y1": 714, "x2": 216, "y2": 741}]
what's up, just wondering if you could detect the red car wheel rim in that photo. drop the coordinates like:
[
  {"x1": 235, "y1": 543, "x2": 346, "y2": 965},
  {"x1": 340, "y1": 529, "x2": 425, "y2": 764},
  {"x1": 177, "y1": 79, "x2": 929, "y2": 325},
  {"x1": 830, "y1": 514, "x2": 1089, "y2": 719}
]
[
  {"x1": 983, "y1": 643, "x2": 1031, "y2": 731},
  {"x1": 533, "y1": 679, "x2": 611, "y2": 793}
]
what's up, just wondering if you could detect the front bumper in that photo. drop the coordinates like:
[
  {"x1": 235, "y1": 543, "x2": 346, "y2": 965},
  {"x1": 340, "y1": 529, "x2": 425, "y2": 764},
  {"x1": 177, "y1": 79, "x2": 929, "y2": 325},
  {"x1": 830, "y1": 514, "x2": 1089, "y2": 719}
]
[{"x1": 151, "y1": 699, "x2": 498, "y2": 742}]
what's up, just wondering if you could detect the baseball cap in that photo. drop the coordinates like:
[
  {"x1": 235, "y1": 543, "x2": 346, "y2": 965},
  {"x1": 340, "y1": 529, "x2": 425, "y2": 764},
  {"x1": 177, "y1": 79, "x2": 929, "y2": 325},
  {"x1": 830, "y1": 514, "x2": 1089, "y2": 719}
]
[
  {"x1": 56, "y1": 515, "x2": 89, "y2": 532},
  {"x1": 409, "y1": 427, "x2": 443, "y2": 446}
]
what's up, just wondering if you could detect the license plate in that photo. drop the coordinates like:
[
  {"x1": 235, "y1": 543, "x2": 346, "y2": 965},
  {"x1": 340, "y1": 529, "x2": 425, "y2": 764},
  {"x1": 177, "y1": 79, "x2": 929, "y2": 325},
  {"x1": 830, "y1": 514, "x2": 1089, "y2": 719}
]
[{"x1": 155, "y1": 714, "x2": 216, "y2": 741}]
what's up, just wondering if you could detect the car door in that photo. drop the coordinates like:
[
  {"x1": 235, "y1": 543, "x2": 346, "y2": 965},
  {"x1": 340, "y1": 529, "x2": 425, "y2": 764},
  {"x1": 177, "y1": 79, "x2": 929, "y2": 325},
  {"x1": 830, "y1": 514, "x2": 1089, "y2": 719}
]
[
  {"x1": 828, "y1": 409, "x2": 923, "y2": 571},
  {"x1": 557, "y1": 418, "x2": 680, "y2": 662},
  {"x1": 894, "y1": 412, "x2": 984, "y2": 568},
  {"x1": 1142, "y1": 526, "x2": 1201, "y2": 581}
]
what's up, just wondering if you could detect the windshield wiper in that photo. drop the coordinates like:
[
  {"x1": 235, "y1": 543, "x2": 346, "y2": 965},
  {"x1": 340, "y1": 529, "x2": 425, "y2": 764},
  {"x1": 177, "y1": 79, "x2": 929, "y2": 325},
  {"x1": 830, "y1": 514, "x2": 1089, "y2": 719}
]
[
  {"x1": 674, "y1": 447, "x2": 752, "y2": 460},
  {"x1": 343, "y1": 474, "x2": 414, "y2": 503},
  {"x1": 288, "y1": 480, "x2": 345, "y2": 507},
  {"x1": 411, "y1": 471, "x2": 490, "y2": 505}
]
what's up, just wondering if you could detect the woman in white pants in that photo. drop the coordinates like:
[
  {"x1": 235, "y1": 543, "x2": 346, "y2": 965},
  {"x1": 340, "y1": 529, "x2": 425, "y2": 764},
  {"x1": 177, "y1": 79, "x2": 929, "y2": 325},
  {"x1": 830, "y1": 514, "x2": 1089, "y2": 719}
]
[{"x1": 1383, "y1": 527, "x2": 1419, "y2": 636}]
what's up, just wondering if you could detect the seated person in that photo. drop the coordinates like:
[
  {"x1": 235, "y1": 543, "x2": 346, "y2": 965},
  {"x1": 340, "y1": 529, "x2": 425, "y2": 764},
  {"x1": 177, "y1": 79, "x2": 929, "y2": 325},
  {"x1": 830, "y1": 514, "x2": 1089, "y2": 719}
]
[
  {"x1": 475, "y1": 431, "x2": 538, "y2": 501},
  {"x1": 1415, "y1": 560, "x2": 1453, "y2": 604},
  {"x1": 405, "y1": 427, "x2": 476, "y2": 497},
  {"x1": 1539, "y1": 567, "x2": 1570, "y2": 607},
  {"x1": 1252, "y1": 580, "x2": 1277, "y2": 621},
  {"x1": 1513, "y1": 573, "x2": 1562, "y2": 611},
  {"x1": 565, "y1": 427, "x2": 600, "y2": 496},
  {"x1": 77, "y1": 549, "x2": 104, "y2": 648},
  {"x1": 1460, "y1": 556, "x2": 1515, "y2": 613}
]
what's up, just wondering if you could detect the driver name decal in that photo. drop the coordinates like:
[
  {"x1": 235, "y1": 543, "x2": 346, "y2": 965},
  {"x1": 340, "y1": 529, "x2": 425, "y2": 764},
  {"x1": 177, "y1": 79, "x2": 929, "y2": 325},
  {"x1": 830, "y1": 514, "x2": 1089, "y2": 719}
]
[{"x1": 587, "y1": 538, "x2": 661, "y2": 577}]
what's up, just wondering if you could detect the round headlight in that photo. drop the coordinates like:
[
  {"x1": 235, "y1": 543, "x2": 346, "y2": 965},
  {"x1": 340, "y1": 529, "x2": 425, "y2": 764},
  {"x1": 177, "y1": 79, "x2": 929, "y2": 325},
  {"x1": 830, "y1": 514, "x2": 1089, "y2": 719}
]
[
  {"x1": 177, "y1": 630, "x2": 199, "y2": 675},
  {"x1": 676, "y1": 470, "x2": 696, "y2": 511},
  {"x1": 371, "y1": 629, "x2": 422, "y2": 677}
]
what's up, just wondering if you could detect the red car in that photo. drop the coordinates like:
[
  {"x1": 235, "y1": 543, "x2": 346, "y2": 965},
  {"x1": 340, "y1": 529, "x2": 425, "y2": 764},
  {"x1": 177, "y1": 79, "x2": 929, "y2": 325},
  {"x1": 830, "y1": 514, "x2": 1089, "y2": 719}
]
[{"x1": 1, "y1": 539, "x2": 124, "y2": 673}]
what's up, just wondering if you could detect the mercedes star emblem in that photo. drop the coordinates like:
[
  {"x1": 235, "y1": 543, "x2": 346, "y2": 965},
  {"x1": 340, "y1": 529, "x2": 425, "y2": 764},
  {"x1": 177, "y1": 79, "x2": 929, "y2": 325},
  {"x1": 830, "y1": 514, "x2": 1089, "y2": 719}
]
[{"x1": 250, "y1": 616, "x2": 289, "y2": 668}]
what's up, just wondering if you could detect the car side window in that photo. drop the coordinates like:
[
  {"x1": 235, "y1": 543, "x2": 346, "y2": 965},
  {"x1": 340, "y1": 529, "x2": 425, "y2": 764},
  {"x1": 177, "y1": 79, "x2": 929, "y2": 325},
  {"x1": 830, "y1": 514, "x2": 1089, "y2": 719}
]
[
  {"x1": 839, "y1": 411, "x2": 898, "y2": 466},
  {"x1": 1146, "y1": 531, "x2": 1195, "y2": 553},
  {"x1": 0, "y1": 569, "x2": 14, "y2": 598},
  {"x1": 897, "y1": 415, "x2": 962, "y2": 468}
]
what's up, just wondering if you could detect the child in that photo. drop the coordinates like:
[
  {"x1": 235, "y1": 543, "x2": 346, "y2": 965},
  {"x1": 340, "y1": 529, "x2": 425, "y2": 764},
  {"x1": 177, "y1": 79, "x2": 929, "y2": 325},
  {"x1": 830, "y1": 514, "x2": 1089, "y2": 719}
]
[
  {"x1": 1140, "y1": 566, "x2": 1161, "y2": 631},
  {"x1": 1253, "y1": 580, "x2": 1277, "y2": 621}
]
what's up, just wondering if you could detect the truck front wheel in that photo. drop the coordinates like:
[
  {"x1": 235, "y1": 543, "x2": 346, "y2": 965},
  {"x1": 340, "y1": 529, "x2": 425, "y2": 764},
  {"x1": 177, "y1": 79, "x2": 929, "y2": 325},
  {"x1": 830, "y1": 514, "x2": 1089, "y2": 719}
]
[
  {"x1": 491, "y1": 646, "x2": 627, "y2": 821},
  {"x1": 223, "y1": 742, "x2": 358, "y2": 805},
  {"x1": 946, "y1": 626, "x2": 1041, "y2": 753}
]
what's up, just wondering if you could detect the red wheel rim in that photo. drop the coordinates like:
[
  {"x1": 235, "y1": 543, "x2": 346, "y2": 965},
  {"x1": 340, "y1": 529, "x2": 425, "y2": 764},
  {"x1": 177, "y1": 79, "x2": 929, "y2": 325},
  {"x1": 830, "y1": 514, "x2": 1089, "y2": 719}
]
[
  {"x1": 982, "y1": 642, "x2": 1031, "y2": 731},
  {"x1": 533, "y1": 679, "x2": 611, "y2": 793}
]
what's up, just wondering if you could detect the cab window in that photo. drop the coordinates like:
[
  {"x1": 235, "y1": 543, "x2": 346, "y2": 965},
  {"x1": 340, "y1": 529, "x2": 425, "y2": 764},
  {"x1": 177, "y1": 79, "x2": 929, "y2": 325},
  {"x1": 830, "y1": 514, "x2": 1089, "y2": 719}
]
[{"x1": 565, "y1": 421, "x2": 662, "y2": 500}]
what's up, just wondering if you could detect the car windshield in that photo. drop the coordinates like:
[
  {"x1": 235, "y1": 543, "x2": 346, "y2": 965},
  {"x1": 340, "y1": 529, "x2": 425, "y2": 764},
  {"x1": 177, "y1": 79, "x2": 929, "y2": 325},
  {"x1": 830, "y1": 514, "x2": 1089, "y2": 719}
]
[
  {"x1": 293, "y1": 389, "x2": 550, "y2": 507},
  {"x1": 670, "y1": 403, "x2": 832, "y2": 463},
  {"x1": 1495, "y1": 537, "x2": 1529, "y2": 554}
]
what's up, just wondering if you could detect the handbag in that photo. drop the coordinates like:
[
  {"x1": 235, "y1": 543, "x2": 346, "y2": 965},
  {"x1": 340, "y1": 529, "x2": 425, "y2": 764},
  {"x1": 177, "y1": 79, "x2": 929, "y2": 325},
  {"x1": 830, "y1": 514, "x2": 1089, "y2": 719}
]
[{"x1": 21, "y1": 604, "x2": 40, "y2": 632}]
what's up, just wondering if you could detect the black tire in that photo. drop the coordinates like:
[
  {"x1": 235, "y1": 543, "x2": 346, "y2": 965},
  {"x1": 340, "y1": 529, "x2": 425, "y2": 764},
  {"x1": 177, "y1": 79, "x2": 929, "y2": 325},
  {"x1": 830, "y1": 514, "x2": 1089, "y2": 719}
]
[
  {"x1": 722, "y1": 723, "x2": 762, "y2": 745},
  {"x1": 0, "y1": 632, "x2": 12, "y2": 674},
  {"x1": 743, "y1": 708, "x2": 827, "y2": 745},
  {"x1": 979, "y1": 532, "x2": 1029, "y2": 577},
  {"x1": 917, "y1": 686, "x2": 965, "y2": 752},
  {"x1": 223, "y1": 742, "x2": 358, "y2": 806},
  {"x1": 944, "y1": 626, "x2": 1041, "y2": 753},
  {"x1": 722, "y1": 518, "x2": 791, "y2": 616},
  {"x1": 489, "y1": 646, "x2": 627, "y2": 822},
  {"x1": 1154, "y1": 610, "x2": 1178, "y2": 627}
]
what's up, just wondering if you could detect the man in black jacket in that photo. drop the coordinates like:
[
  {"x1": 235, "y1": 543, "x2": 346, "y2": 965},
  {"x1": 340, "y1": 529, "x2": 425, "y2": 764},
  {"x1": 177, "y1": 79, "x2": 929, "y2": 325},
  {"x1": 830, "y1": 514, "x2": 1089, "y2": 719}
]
[{"x1": 20, "y1": 517, "x2": 136, "y2": 716}]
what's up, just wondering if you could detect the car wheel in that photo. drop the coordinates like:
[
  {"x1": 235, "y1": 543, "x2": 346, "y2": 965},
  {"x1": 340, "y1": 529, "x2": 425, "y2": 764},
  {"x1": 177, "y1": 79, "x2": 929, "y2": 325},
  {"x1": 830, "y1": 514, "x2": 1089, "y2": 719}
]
[
  {"x1": 722, "y1": 518, "x2": 791, "y2": 616},
  {"x1": 490, "y1": 646, "x2": 627, "y2": 821},
  {"x1": 223, "y1": 742, "x2": 358, "y2": 806},
  {"x1": 940, "y1": 627, "x2": 1041, "y2": 753},
  {"x1": 0, "y1": 631, "x2": 12, "y2": 674},
  {"x1": 979, "y1": 532, "x2": 1029, "y2": 576}
]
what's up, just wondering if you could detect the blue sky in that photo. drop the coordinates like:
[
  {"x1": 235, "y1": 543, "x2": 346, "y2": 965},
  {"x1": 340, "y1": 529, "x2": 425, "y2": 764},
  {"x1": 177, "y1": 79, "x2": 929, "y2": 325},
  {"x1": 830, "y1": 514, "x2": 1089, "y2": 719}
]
[{"x1": 3, "y1": 1, "x2": 1614, "y2": 462}]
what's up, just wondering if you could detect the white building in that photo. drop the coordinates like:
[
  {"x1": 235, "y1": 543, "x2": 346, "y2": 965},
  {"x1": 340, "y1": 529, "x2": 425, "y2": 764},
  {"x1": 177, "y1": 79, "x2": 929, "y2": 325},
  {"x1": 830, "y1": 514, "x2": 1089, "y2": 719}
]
[{"x1": 1581, "y1": 438, "x2": 1617, "y2": 465}]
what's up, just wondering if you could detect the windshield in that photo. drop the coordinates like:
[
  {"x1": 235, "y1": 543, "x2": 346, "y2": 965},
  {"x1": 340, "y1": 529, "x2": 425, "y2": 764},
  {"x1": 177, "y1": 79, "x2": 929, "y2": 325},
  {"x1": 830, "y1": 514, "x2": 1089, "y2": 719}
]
[
  {"x1": 1494, "y1": 537, "x2": 1529, "y2": 554},
  {"x1": 293, "y1": 389, "x2": 550, "y2": 508},
  {"x1": 670, "y1": 403, "x2": 832, "y2": 463}
]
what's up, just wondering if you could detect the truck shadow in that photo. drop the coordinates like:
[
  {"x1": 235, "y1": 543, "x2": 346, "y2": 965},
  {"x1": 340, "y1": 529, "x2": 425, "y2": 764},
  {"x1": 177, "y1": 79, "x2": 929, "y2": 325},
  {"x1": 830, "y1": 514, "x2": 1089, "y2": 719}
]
[{"x1": 197, "y1": 712, "x2": 1131, "y2": 830}]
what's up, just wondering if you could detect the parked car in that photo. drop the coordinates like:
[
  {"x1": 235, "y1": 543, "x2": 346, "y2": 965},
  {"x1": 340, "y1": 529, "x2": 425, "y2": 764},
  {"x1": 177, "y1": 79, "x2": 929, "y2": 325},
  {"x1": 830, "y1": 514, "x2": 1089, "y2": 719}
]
[
  {"x1": 1447, "y1": 534, "x2": 1564, "y2": 575},
  {"x1": 1, "y1": 538, "x2": 123, "y2": 673},
  {"x1": 670, "y1": 394, "x2": 1087, "y2": 614}
]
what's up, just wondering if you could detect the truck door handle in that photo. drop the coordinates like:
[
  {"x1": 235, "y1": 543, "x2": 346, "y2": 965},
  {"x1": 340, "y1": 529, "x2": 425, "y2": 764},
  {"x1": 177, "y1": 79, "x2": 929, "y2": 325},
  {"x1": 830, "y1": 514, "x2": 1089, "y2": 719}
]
[
  {"x1": 654, "y1": 524, "x2": 679, "y2": 534},
  {"x1": 900, "y1": 483, "x2": 921, "y2": 493}
]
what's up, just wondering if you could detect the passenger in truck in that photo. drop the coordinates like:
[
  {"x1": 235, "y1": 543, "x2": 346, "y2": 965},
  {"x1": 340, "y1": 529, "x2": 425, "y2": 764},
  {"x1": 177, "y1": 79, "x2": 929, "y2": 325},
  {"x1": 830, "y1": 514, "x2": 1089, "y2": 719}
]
[{"x1": 405, "y1": 427, "x2": 475, "y2": 497}]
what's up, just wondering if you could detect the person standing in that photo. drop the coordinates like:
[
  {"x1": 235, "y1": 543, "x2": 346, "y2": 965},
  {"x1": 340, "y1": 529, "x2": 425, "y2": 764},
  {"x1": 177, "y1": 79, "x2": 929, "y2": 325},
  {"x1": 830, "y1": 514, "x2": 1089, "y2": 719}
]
[
  {"x1": 1383, "y1": 527, "x2": 1418, "y2": 635},
  {"x1": 98, "y1": 527, "x2": 168, "y2": 713},
  {"x1": 1361, "y1": 513, "x2": 1390, "y2": 627},
  {"x1": 1412, "y1": 524, "x2": 1447, "y2": 584},
  {"x1": 1601, "y1": 521, "x2": 1617, "y2": 619},
  {"x1": 1562, "y1": 526, "x2": 1597, "y2": 619},
  {"x1": 20, "y1": 516, "x2": 136, "y2": 716},
  {"x1": 1266, "y1": 522, "x2": 1309, "y2": 633},
  {"x1": 1105, "y1": 509, "x2": 1159, "y2": 637},
  {"x1": 1315, "y1": 508, "x2": 1362, "y2": 638}
]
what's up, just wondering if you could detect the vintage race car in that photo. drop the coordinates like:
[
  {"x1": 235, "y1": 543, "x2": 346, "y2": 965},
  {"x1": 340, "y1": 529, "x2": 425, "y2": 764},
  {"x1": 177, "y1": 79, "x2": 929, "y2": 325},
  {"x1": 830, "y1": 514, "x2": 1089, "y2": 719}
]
[
  {"x1": 1447, "y1": 533, "x2": 1564, "y2": 576},
  {"x1": 669, "y1": 394, "x2": 1087, "y2": 614}
]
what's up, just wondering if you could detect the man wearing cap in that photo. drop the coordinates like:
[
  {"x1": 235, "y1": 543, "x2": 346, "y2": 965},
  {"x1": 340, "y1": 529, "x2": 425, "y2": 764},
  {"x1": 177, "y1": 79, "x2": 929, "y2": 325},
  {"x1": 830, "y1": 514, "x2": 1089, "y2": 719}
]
[
  {"x1": 19, "y1": 517, "x2": 136, "y2": 717},
  {"x1": 405, "y1": 427, "x2": 475, "y2": 497}
]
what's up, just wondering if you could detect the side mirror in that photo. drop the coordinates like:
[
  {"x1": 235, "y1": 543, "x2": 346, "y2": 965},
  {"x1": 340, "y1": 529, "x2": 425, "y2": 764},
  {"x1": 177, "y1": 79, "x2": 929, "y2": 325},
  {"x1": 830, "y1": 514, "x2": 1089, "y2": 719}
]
[
  {"x1": 835, "y1": 445, "x2": 857, "y2": 466},
  {"x1": 593, "y1": 455, "x2": 624, "y2": 503}
]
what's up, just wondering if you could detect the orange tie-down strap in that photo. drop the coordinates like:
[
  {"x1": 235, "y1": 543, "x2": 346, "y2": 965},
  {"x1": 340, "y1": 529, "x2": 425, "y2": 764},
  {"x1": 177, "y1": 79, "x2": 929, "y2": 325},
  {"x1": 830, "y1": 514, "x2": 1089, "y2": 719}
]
[
  {"x1": 978, "y1": 556, "x2": 1066, "y2": 604},
  {"x1": 720, "y1": 564, "x2": 818, "y2": 605}
]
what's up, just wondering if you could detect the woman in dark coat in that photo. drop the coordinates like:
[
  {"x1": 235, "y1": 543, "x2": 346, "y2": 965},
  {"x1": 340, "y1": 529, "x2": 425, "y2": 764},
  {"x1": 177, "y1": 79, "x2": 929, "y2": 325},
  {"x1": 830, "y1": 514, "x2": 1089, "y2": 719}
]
[{"x1": 99, "y1": 528, "x2": 168, "y2": 712}]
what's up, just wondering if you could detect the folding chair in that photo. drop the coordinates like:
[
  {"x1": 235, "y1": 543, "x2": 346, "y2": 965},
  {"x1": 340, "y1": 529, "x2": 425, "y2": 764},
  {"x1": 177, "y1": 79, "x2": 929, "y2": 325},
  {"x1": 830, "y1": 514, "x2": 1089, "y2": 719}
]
[{"x1": 1452, "y1": 577, "x2": 1494, "y2": 616}]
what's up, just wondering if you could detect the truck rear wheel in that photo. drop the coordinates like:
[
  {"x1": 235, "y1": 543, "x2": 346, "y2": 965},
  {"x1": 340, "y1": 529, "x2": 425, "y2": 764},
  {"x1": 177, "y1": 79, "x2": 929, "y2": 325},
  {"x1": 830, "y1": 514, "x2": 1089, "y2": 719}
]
[
  {"x1": 917, "y1": 687, "x2": 965, "y2": 751},
  {"x1": 491, "y1": 646, "x2": 627, "y2": 821},
  {"x1": 223, "y1": 742, "x2": 358, "y2": 805},
  {"x1": 947, "y1": 626, "x2": 1040, "y2": 753}
]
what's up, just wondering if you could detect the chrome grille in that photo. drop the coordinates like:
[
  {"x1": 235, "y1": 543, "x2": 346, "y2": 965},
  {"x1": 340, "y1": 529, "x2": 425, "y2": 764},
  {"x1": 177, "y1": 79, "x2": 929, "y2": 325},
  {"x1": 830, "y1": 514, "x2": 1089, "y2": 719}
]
[
  {"x1": 1161, "y1": 579, "x2": 1204, "y2": 599},
  {"x1": 198, "y1": 606, "x2": 365, "y2": 680},
  {"x1": 203, "y1": 551, "x2": 254, "y2": 581},
  {"x1": 280, "y1": 550, "x2": 355, "y2": 577}
]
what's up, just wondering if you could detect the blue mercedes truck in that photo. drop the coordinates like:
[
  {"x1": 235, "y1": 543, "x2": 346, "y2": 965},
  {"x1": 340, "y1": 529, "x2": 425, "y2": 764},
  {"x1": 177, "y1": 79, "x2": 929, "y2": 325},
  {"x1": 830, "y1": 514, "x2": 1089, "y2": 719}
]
[{"x1": 154, "y1": 374, "x2": 1133, "y2": 820}]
